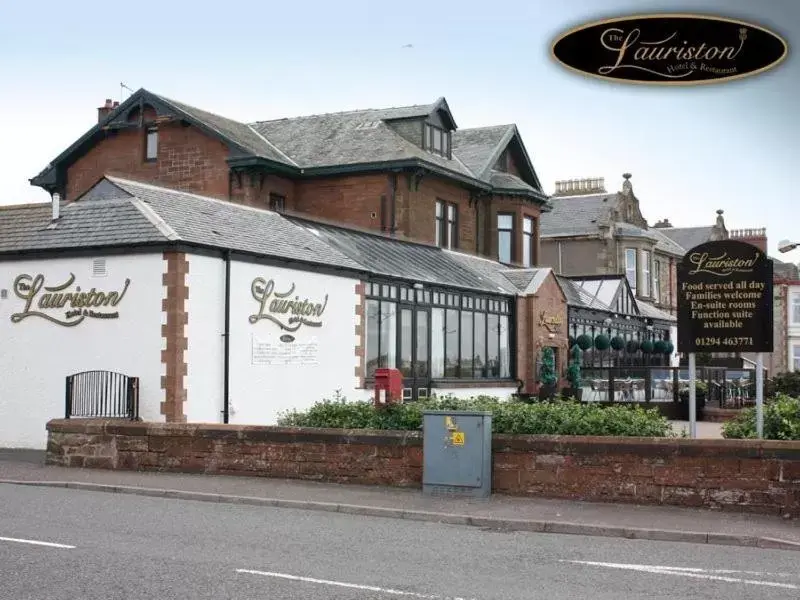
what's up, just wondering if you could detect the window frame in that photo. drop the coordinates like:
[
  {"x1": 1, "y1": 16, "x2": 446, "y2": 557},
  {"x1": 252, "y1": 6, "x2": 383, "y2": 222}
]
[
  {"x1": 625, "y1": 248, "x2": 637, "y2": 294},
  {"x1": 364, "y1": 281, "x2": 513, "y2": 383},
  {"x1": 435, "y1": 199, "x2": 458, "y2": 249},
  {"x1": 144, "y1": 127, "x2": 158, "y2": 162},
  {"x1": 793, "y1": 343, "x2": 800, "y2": 372},
  {"x1": 497, "y1": 212, "x2": 515, "y2": 265},
  {"x1": 522, "y1": 215, "x2": 535, "y2": 268},
  {"x1": 653, "y1": 259, "x2": 661, "y2": 303},
  {"x1": 792, "y1": 294, "x2": 800, "y2": 325},
  {"x1": 641, "y1": 249, "x2": 651, "y2": 297},
  {"x1": 424, "y1": 123, "x2": 451, "y2": 158},
  {"x1": 268, "y1": 193, "x2": 286, "y2": 213}
]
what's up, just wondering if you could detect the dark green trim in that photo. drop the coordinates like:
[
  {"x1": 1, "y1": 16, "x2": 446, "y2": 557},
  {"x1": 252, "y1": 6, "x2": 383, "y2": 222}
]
[{"x1": 226, "y1": 156, "x2": 300, "y2": 177}]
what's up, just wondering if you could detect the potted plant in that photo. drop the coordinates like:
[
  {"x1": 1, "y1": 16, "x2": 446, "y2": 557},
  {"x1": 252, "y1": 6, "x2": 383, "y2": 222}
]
[
  {"x1": 564, "y1": 346, "x2": 583, "y2": 401},
  {"x1": 538, "y1": 346, "x2": 558, "y2": 401},
  {"x1": 678, "y1": 380, "x2": 708, "y2": 421}
]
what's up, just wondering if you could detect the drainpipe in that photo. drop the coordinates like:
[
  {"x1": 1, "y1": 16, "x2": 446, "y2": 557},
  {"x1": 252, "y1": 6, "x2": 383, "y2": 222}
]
[
  {"x1": 389, "y1": 173, "x2": 397, "y2": 234},
  {"x1": 222, "y1": 250, "x2": 232, "y2": 424},
  {"x1": 557, "y1": 241, "x2": 563, "y2": 274}
]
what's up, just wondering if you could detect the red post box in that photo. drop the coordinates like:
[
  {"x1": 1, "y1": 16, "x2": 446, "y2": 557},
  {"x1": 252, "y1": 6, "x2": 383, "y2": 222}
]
[{"x1": 374, "y1": 368, "x2": 403, "y2": 406}]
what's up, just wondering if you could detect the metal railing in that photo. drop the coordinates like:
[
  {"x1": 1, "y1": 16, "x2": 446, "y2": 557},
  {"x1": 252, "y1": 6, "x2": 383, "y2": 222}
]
[{"x1": 65, "y1": 370, "x2": 139, "y2": 420}]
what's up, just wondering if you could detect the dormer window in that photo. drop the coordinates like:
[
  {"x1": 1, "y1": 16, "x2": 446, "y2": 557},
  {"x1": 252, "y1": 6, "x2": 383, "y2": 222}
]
[{"x1": 424, "y1": 123, "x2": 450, "y2": 158}]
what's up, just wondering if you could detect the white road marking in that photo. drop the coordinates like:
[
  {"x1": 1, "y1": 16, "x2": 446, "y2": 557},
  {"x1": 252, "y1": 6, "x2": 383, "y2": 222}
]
[
  {"x1": 236, "y1": 568, "x2": 477, "y2": 600},
  {"x1": 0, "y1": 536, "x2": 75, "y2": 549},
  {"x1": 563, "y1": 560, "x2": 799, "y2": 590}
]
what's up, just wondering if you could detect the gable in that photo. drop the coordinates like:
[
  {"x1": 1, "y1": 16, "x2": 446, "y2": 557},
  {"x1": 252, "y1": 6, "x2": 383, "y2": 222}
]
[{"x1": 610, "y1": 278, "x2": 640, "y2": 316}]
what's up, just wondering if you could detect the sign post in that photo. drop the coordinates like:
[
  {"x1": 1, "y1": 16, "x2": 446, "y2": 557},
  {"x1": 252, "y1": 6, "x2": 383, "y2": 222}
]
[{"x1": 676, "y1": 240, "x2": 773, "y2": 438}]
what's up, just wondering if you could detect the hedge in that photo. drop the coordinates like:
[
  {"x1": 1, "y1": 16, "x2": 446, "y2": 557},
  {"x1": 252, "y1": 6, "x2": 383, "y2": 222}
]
[
  {"x1": 278, "y1": 394, "x2": 675, "y2": 437},
  {"x1": 722, "y1": 394, "x2": 800, "y2": 440}
]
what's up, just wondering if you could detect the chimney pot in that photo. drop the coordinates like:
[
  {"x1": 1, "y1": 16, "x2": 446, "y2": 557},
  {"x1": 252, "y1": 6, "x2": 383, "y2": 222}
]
[
  {"x1": 52, "y1": 192, "x2": 60, "y2": 221},
  {"x1": 112, "y1": 101, "x2": 119, "y2": 108}
]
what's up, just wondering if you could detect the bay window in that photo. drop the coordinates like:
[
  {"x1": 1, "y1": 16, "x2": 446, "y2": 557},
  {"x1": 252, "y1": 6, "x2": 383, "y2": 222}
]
[
  {"x1": 792, "y1": 294, "x2": 800, "y2": 324},
  {"x1": 523, "y1": 216, "x2": 535, "y2": 267},
  {"x1": 365, "y1": 282, "x2": 512, "y2": 381}
]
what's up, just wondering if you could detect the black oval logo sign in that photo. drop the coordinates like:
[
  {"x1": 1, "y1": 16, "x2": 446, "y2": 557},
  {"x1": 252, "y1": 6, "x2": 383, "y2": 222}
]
[
  {"x1": 551, "y1": 14, "x2": 788, "y2": 85},
  {"x1": 279, "y1": 334, "x2": 295, "y2": 343}
]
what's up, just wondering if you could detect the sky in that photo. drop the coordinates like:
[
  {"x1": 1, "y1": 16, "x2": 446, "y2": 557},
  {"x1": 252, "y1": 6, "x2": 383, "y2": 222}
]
[{"x1": 0, "y1": 0, "x2": 796, "y2": 257}]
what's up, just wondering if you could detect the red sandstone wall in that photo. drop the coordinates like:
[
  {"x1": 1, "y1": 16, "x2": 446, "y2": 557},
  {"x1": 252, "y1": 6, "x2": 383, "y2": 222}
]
[{"x1": 46, "y1": 420, "x2": 800, "y2": 516}]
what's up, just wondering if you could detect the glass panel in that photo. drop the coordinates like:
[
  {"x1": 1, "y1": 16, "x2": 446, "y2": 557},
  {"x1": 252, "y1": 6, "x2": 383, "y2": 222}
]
[
  {"x1": 498, "y1": 231, "x2": 511, "y2": 263},
  {"x1": 460, "y1": 311, "x2": 473, "y2": 379},
  {"x1": 497, "y1": 214, "x2": 513, "y2": 229},
  {"x1": 474, "y1": 312, "x2": 486, "y2": 378},
  {"x1": 366, "y1": 299, "x2": 380, "y2": 377},
  {"x1": 433, "y1": 128, "x2": 442, "y2": 151},
  {"x1": 436, "y1": 200, "x2": 443, "y2": 217},
  {"x1": 399, "y1": 308, "x2": 412, "y2": 377},
  {"x1": 382, "y1": 284, "x2": 389, "y2": 297},
  {"x1": 499, "y1": 315, "x2": 510, "y2": 378},
  {"x1": 431, "y1": 308, "x2": 445, "y2": 378},
  {"x1": 522, "y1": 232, "x2": 531, "y2": 267},
  {"x1": 379, "y1": 301, "x2": 397, "y2": 368},
  {"x1": 523, "y1": 216, "x2": 533, "y2": 234},
  {"x1": 415, "y1": 310, "x2": 429, "y2": 378},
  {"x1": 641, "y1": 250, "x2": 651, "y2": 296},
  {"x1": 445, "y1": 309, "x2": 459, "y2": 378},
  {"x1": 487, "y1": 314, "x2": 499, "y2": 378},
  {"x1": 146, "y1": 129, "x2": 158, "y2": 159},
  {"x1": 423, "y1": 291, "x2": 430, "y2": 303},
  {"x1": 625, "y1": 248, "x2": 637, "y2": 291},
  {"x1": 793, "y1": 296, "x2": 800, "y2": 323},
  {"x1": 390, "y1": 286, "x2": 397, "y2": 299}
]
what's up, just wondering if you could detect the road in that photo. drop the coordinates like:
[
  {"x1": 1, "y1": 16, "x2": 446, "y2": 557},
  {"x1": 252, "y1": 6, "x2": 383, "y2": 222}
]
[{"x1": 1, "y1": 484, "x2": 798, "y2": 600}]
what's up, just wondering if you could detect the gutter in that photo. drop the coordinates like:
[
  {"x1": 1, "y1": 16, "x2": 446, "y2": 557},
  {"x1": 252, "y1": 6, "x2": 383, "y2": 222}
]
[{"x1": 222, "y1": 250, "x2": 232, "y2": 424}]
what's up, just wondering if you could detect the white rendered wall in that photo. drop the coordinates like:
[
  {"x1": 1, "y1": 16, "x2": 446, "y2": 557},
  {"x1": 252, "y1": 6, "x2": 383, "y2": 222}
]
[
  {"x1": 228, "y1": 261, "x2": 361, "y2": 425},
  {"x1": 0, "y1": 254, "x2": 165, "y2": 448},
  {"x1": 184, "y1": 254, "x2": 225, "y2": 423}
]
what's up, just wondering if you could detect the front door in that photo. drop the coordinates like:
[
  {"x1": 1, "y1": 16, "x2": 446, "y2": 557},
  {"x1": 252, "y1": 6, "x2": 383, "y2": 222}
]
[{"x1": 399, "y1": 307, "x2": 431, "y2": 401}]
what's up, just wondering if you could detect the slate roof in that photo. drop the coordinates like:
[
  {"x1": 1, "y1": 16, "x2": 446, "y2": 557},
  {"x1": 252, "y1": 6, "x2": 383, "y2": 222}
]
[
  {"x1": 0, "y1": 198, "x2": 167, "y2": 254},
  {"x1": 649, "y1": 227, "x2": 688, "y2": 255},
  {"x1": 451, "y1": 125, "x2": 514, "y2": 179},
  {"x1": 30, "y1": 89, "x2": 547, "y2": 204},
  {"x1": 637, "y1": 300, "x2": 677, "y2": 322},
  {"x1": 5, "y1": 177, "x2": 545, "y2": 297},
  {"x1": 773, "y1": 257, "x2": 800, "y2": 280},
  {"x1": 656, "y1": 226, "x2": 714, "y2": 252},
  {"x1": 540, "y1": 193, "x2": 615, "y2": 237}
]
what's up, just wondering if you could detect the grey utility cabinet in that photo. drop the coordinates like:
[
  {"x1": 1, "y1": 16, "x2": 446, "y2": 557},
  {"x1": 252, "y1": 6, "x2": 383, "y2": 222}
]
[{"x1": 421, "y1": 410, "x2": 492, "y2": 499}]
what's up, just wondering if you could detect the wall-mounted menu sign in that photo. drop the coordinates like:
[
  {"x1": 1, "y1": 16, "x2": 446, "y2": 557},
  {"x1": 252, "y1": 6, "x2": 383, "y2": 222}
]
[
  {"x1": 249, "y1": 277, "x2": 328, "y2": 332},
  {"x1": 10, "y1": 273, "x2": 130, "y2": 327},
  {"x1": 677, "y1": 240, "x2": 773, "y2": 353}
]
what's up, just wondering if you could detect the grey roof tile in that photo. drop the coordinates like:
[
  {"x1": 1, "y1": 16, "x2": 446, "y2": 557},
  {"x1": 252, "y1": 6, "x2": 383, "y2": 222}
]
[
  {"x1": 249, "y1": 111, "x2": 476, "y2": 179},
  {"x1": 540, "y1": 193, "x2": 615, "y2": 237},
  {"x1": 153, "y1": 94, "x2": 296, "y2": 166},
  {"x1": 772, "y1": 257, "x2": 799, "y2": 280},
  {"x1": 649, "y1": 227, "x2": 687, "y2": 255},
  {"x1": 451, "y1": 125, "x2": 513, "y2": 179},
  {"x1": 489, "y1": 170, "x2": 540, "y2": 194},
  {"x1": 105, "y1": 177, "x2": 363, "y2": 271},
  {"x1": 0, "y1": 198, "x2": 166, "y2": 254},
  {"x1": 657, "y1": 226, "x2": 714, "y2": 251}
]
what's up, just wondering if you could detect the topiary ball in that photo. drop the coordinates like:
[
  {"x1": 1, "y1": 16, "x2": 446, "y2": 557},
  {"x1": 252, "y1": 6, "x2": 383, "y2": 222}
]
[
  {"x1": 653, "y1": 340, "x2": 667, "y2": 354},
  {"x1": 641, "y1": 340, "x2": 654, "y2": 354},
  {"x1": 610, "y1": 336, "x2": 625, "y2": 351},
  {"x1": 626, "y1": 339, "x2": 640, "y2": 353},
  {"x1": 568, "y1": 336, "x2": 576, "y2": 349},
  {"x1": 594, "y1": 334, "x2": 610, "y2": 351},
  {"x1": 664, "y1": 341, "x2": 674, "y2": 354},
  {"x1": 576, "y1": 334, "x2": 592, "y2": 350}
]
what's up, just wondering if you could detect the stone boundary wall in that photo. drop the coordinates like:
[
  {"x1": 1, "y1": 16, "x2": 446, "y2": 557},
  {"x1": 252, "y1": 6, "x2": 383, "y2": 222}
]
[{"x1": 46, "y1": 419, "x2": 800, "y2": 516}]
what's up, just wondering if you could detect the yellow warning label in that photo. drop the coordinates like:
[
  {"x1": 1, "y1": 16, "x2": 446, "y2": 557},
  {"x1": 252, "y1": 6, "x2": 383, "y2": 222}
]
[
  {"x1": 445, "y1": 416, "x2": 457, "y2": 430},
  {"x1": 451, "y1": 431, "x2": 465, "y2": 446}
]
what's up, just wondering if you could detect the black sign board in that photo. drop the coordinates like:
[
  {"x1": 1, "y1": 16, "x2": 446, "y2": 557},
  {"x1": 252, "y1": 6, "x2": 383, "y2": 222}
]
[{"x1": 677, "y1": 240, "x2": 773, "y2": 354}]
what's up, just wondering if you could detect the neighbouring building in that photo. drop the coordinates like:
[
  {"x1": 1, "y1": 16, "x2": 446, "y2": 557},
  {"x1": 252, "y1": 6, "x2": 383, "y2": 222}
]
[
  {"x1": 772, "y1": 259, "x2": 800, "y2": 374},
  {"x1": 0, "y1": 177, "x2": 571, "y2": 449}
]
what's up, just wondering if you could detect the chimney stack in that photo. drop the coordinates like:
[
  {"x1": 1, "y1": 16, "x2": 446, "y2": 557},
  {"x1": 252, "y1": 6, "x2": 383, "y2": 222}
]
[
  {"x1": 52, "y1": 192, "x2": 61, "y2": 221},
  {"x1": 652, "y1": 218, "x2": 673, "y2": 228},
  {"x1": 553, "y1": 177, "x2": 607, "y2": 196},
  {"x1": 729, "y1": 227, "x2": 768, "y2": 253},
  {"x1": 97, "y1": 98, "x2": 116, "y2": 123}
]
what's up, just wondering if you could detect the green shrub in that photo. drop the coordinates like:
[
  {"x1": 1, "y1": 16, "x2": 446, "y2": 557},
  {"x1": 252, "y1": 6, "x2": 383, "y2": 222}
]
[
  {"x1": 278, "y1": 392, "x2": 674, "y2": 437},
  {"x1": 721, "y1": 394, "x2": 800, "y2": 440},
  {"x1": 772, "y1": 372, "x2": 800, "y2": 398}
]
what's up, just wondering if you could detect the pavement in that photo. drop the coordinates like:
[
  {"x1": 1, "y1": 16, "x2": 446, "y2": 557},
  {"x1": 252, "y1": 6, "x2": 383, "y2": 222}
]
[
  {"x1": 1, "y1": 449, "x2": 798, "y2": 554},
  {"x1": 2, "y1": 483, "x2": 800, "y2": 599}
]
